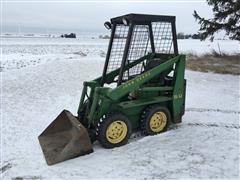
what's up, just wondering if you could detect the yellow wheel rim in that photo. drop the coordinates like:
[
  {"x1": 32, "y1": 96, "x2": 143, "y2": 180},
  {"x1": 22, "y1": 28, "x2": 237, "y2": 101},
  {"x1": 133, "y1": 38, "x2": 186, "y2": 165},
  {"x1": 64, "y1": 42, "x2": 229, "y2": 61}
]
[
  {"x1": 106, "y1": 120, "x2": 128, "y2": 144},
  {"x1": 149, "y1": 111, "x2": 167, "y2": 133}
]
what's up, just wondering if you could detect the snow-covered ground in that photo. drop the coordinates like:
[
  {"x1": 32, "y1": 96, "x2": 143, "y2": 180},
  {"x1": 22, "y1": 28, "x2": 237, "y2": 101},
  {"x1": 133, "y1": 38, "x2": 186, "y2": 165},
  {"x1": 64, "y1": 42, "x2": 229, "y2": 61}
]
[
  {"x1": 1, "y1": 37, "x2": 239, "y2": 72},
  {"x1": 1, "y1": 37, "x2": 240, "y2": 179}
]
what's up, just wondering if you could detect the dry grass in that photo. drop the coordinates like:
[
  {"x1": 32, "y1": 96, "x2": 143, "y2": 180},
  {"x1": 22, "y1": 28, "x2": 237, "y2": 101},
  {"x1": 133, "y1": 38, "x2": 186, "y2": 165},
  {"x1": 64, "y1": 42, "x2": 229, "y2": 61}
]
[{"x1": 186, "y1": 51, "x2": 240, "y2": 75}]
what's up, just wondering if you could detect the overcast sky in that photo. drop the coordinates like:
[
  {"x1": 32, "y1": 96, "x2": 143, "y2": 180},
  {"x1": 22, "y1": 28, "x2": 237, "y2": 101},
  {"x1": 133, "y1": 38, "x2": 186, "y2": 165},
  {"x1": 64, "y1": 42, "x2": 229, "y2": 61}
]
[{"x1": 2, "y1": 0, "x2": 213, "y2": 34}]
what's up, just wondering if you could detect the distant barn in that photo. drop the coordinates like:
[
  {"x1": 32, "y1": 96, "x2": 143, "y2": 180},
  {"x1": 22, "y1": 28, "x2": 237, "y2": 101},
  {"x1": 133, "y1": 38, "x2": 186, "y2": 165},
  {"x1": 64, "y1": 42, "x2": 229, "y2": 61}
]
[{"x1": 61, "y1": 33, "x2": 76, "y2": 38}]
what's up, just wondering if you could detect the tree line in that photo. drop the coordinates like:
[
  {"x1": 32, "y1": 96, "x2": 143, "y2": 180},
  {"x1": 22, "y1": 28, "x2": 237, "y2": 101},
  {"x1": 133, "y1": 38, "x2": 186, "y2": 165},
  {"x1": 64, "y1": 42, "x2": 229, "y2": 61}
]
[{"x1": 177, "y1": 33, "x2": 203, "y2": 40}]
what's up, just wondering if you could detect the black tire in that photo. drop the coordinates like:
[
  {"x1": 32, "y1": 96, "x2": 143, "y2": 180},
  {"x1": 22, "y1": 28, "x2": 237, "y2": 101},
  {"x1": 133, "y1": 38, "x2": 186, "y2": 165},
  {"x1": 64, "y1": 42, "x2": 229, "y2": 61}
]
[
  {"x1": 140, "y1": 105, "x2": 170, "y2": 135},
  {"x1": 96, "y1": 112, "x2": 132, "y2": 149}
]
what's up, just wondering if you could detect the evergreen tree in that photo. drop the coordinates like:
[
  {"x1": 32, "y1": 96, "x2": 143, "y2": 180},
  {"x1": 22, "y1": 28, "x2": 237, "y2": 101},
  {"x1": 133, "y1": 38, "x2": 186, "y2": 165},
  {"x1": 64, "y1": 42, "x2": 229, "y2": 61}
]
[{"x1": 193, "y1": 0, "x2": 240, "y2": 40}]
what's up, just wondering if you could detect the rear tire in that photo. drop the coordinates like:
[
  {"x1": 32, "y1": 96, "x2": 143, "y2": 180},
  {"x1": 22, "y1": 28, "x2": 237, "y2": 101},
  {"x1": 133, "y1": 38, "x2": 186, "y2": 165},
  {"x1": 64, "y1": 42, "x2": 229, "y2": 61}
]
[
  {"x1": 140, "y1": 105, "x2": 170, "y2": 135},
  {"x1": 96, "y1": 113, "x2": 131, "y2": 149}
]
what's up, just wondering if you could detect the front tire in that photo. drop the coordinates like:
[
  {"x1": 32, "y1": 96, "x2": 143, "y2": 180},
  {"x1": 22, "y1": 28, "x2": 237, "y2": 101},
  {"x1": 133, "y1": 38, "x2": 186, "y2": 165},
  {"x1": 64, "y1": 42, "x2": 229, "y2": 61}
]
[{"x1": 96, "y1": 113, "x2": 131, "y2": 148}]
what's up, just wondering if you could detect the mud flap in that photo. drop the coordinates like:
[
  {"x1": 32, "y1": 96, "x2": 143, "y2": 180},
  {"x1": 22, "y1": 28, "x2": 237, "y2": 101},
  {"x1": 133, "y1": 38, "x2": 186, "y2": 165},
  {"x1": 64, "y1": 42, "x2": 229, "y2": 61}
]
[{"x1": 38, "y1": 110, "x2": 93, "y2": 165}]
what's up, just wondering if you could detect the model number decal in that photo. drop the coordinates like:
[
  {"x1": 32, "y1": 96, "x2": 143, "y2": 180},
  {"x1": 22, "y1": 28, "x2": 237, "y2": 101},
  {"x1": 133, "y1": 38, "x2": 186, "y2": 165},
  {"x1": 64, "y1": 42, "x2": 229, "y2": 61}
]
[
  {"x1": 174, "y1": 93, "x2": 183, "y2": 99},
  {"x1": 122, "y1": 72, "x2": 151, "y2": 89}
]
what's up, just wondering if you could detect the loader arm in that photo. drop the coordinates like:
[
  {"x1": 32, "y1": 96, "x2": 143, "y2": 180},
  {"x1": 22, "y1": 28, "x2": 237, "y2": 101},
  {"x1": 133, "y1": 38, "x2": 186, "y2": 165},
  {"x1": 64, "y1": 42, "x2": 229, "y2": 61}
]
[
  {"x1": 77, "y1": 53, "x2": 154, "y2": 115},
  {"x1": 107, "y1": 54, "x2": 185, "y2": 101}
]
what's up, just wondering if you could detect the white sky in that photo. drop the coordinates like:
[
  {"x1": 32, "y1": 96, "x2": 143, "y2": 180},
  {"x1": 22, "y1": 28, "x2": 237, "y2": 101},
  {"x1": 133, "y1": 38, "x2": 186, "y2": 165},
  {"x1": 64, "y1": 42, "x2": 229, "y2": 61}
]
[{"x1": 2, "y1": 0, "x2": 213, "y2": 34}]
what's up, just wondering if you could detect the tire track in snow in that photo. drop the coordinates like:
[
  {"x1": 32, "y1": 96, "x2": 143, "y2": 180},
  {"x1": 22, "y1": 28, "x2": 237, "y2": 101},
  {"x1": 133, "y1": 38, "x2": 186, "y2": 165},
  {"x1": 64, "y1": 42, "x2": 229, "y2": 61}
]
[
  {"x1": 186, "y1": 108, "x2": 239, "y2": 114},
  {"x1": 130, "y1": 107, "x2": 239, "y2": 141},
  {"x1": 169, "y1": 122, "x2": 239, "y2": 130},
  {"x1": 186, "y1": 122, "x2": 240, "y2": 129},
  {"x1": 12, "y1": 176, "x2": 42, "y2": 180},
  {"x1": 0, "y1": 163, "x2": 12, "y2": 174}
]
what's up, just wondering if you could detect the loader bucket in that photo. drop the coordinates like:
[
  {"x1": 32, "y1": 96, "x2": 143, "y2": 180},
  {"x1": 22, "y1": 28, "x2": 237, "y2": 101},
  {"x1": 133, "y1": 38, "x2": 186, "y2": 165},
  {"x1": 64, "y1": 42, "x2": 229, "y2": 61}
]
[{"x1": 38, "y1": 110, "x2": 93, "y2": 165}]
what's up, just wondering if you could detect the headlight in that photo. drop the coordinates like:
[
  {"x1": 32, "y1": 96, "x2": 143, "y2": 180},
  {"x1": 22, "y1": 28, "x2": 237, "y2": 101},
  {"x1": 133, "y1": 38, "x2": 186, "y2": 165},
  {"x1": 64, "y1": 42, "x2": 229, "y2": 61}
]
[
  {"x1": 122, "y1": 18, "x2": 129, "y2": 25},
  {"x1": 104, "y1": 22, "x2": 112, "y2": 30}
]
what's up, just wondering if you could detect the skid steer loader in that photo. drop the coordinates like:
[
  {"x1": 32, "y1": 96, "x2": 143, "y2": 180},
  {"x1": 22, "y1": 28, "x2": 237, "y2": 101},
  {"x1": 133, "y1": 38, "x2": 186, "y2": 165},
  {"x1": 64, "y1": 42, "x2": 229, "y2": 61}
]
[{"x1": 39, "y1": 14, "x2": 186, "y2": 165}]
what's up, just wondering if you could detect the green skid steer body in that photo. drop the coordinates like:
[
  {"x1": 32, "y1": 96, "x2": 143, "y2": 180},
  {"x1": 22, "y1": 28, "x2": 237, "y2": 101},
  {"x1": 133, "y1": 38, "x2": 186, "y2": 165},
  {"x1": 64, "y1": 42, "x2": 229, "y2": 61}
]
[{"x1": 39, "y1": 13, "x2": 186, "y2": 165}]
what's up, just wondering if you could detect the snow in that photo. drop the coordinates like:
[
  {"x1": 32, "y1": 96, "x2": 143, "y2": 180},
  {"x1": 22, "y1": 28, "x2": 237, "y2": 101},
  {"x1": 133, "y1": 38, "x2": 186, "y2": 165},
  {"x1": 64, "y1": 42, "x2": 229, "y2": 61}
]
[
  {"x1": 178, "y1": 39, "x2": 240, "y2": 55},
  {"x1": 1, "y1": 37, "x2": 239, "y2": 179}
]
